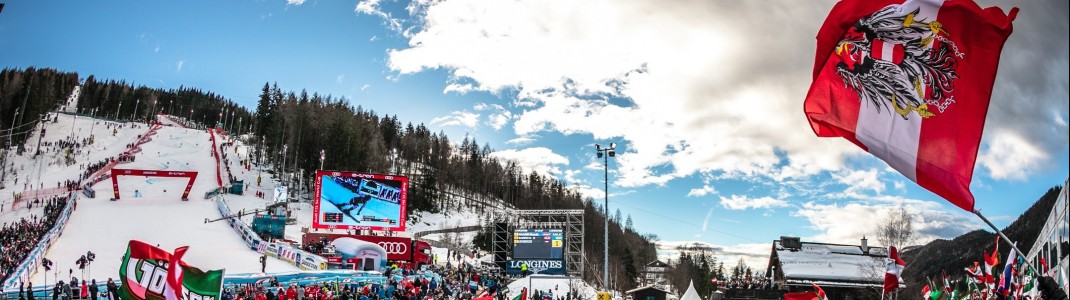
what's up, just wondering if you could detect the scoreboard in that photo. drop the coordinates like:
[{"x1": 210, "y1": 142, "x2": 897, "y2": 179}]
[{"x1": 512, "y1": 228, "x2": 564, "y2": 259}]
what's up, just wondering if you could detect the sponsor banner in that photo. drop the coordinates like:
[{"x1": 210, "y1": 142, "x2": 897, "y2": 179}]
[
  {"x1": 505, "y1": 259, "x2": 566, "y2": 275},
  {"x1": 212, "y1": 195, "x2": 324, "y2": 270},
  {"x1": 119, "y1": 240, "x2": 224, "y2": 300},
  {"x1": 300, "y1": 256, "x2": 326, "y2": 271},
  {"x1": 277, "y1": 247, "x2": 298, "y2": 263},
  {"x1": 265, "y1": 243, "x2": 280, "y2": 257}
]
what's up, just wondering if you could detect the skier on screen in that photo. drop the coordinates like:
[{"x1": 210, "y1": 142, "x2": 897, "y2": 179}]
[
  {"x1": 337, "y1": 194, "x2": 372, "y2": 216},
  {"x1": 326, "y1": 177, "x2": 401, "y2": 222}
]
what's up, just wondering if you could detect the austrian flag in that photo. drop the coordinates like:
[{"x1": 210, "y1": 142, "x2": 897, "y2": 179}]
[
  {"x1": 804, "y1": 0, "x2": 1017, "y2": 212},
  {"x1": 884, "y1": 245, "x2": 906, "y2": 294}
]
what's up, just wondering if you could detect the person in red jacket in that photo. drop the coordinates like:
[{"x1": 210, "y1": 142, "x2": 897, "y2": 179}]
[
  {"x1": 286, "y1": 285, "x2": 297, "y2": 300},
  {"x1": 80, "y1": 280, "x2": 88, "y2": 299}
]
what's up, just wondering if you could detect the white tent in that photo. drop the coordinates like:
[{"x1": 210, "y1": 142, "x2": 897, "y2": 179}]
[
  {"x1": 330, "y1": 237, "x2": 388, "y2": 271},
  {"x1": 680, "y1": 280, "x2": 702, "y2": 300}
]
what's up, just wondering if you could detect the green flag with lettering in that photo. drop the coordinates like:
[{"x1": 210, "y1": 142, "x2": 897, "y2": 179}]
[{"x1": 118, "y1": 240, "x2": 224, "y2": 300}]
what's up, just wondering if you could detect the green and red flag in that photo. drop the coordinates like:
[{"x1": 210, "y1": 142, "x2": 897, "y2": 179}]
[
  {"x1": 118, "y1": 240, "x2": 225, "y2": 300},
  {"x1": 813, "y1": 283, "x2": 828, "y2": 300}
]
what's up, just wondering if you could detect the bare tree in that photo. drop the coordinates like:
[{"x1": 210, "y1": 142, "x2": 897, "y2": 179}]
[
  {"x1": 876, "y1": 206, "x2": 916, "y2": 248},
  {"x1": 859, "y1": 206, "x2": 917, "y2": 298}
]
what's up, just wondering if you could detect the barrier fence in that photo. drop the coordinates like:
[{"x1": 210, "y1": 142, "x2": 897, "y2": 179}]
[{"x1": 2, "y1": 192, "x2": 78, "y2": 291}]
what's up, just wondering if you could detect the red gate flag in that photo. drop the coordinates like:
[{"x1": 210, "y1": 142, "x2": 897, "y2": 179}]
[{"x1": 804, "y1": 0, "x2": 1017, "y2": 212}]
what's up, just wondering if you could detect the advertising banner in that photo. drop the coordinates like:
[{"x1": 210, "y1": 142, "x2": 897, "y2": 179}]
[
  {"x1": 312, "y1": 171, "x2": 407, "y2": 232},
  {"x1": 505, "y1": 259, "x2": 566, "y2": 275}
]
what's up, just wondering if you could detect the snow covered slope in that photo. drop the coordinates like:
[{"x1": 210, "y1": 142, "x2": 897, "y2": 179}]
[{"x1": 30, "y1": 124, "x2": 298, "y2": 285}]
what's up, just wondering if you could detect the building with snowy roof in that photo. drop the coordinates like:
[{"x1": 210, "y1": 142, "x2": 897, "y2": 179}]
[{"x1": 765, "y1": 236, "x2": 888, "y2": 300}]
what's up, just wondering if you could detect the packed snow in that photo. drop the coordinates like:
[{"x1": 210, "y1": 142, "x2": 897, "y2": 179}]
[{"x1": 12, "y1": 115, "x2": 300, "y2": 286}]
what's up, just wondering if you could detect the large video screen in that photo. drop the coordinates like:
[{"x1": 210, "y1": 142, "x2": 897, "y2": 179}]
[
  {"x1": 312, "y1": 170, "x2": 407, "y2": 232},
  {"x1": 512, "y1": 228, "x2": 564, "y2": 259}
]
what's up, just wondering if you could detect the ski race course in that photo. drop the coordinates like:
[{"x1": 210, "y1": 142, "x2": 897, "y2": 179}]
[
  {"x1": 10, "y1": 114, "x2": 298, "y2": 287},
  {"x1": 0, "y1": 113, "x2": 598, "y2": 299}
]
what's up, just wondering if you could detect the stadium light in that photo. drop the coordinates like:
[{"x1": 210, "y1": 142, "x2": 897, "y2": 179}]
[
  {"x1": 132, "y1": 98, "x2": 140, "y2": 121},
  {"x1": 594, "y1": 142, "x2": 616, "y2": 291},
  {"x1": 391, "y1": 148, "x2": 398, "y2": 174}
]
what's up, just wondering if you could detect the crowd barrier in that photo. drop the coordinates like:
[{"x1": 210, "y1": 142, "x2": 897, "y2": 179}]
[
  {"x1": 221, "y1": 270, "x2": 440, "y2": 287},
  {"x1": 212, "y1": 194, "x2": 329, "y2": 271},
  {"x1": 1, "y1": 192, "x2": 78, "y2": 291}
]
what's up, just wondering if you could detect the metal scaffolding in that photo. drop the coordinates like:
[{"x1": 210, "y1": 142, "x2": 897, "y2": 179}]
[{"x1": 491, "y1": 209, "x2": 585, "y2": 276}]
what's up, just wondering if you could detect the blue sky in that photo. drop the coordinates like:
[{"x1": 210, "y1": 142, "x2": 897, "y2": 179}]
[{"x1": 2, "y1": 0, "x2": 1067, "y2": 265}]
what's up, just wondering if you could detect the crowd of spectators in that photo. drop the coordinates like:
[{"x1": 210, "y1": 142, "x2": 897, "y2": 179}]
[
  {"x1": 221, "y1": 260, "x2": 520, "y2": 300},
  {"x1": 0, "y1": 196, "x2": 69, "y2": 282}
]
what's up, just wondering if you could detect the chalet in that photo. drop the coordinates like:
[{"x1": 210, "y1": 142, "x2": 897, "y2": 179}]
[
  {"x1": 642, "y1": 260, "x2": 670, "y2": 287},
  {"x1": 766, "y1": 236, "x2": 890, "y2": 300},
  {"x1": 626, "y1": 285, "x2": 672, "y2": 300}
]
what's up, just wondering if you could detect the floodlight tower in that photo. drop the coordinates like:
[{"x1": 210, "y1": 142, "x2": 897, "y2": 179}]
[{"x1": 594, "y1": 142, "x2": 616, "y2": 291}]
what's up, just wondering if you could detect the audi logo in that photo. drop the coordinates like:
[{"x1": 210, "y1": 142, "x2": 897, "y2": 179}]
[{"x1": 378, "y1": 242, "x2": 408, "y2": 254}]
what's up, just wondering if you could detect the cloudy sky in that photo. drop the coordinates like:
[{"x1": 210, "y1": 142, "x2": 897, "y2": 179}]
[{"x1": 2, "y1": 0, "x2": 1066, "y2": 267}]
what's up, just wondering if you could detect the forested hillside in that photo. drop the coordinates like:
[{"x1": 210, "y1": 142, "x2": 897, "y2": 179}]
[
  {"x1": 1, "y1": 67, "x2": 80, "y2": 147},
  {"x1": 900, "y1": 186, "x2": 1062, "y2": 296},
  {"x1": 252, "y1": 82, "x2": 658, "y2": 290},
  {"x1": 2, "y1": 68, "x2": 659, "y2": 290}
]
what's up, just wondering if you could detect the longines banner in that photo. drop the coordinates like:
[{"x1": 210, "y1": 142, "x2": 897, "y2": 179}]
[{"x1": 505, "y1": 259, "x2": 566, "y2": 275}]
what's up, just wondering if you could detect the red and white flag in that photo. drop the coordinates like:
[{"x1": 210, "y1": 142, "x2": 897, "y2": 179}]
[
  {"x1": 165, "y1": 246, "x2": 189, "y2": 300},
  {"x1": 984, "y1": 237, "x2": 1000, "y2": 286},
  {"x1": 884, "y1": 245, "x2": 906, "y2": 294},
  {"x1": 804, "y1": 0, "x2": 1017, "y2": 212}
]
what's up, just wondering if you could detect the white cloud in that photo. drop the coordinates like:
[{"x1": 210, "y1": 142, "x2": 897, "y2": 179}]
[
  {"x1": 444, "y1": 83, "x2": 475, "y2": 94},
  {"x1": 978, "y1": 130, "x2": 1048, "y2": 180},
  {"x1": 687, "y1": 185, "x2": 718, "y2": 197},
  {"x1": 655, "y1": 241, "x2": 771, "y2": 268},
  {"x1": 506, "y1": 136, "x2": 536, "y2": 146},
  {"x1": 489, "y1": 147, "x2": 569, "y2": 176},
  {"x1": 832, "y1": 169, "x2": 885, "y2": 195},
  {"x1": 380, "y1": 0, "x2": 865, "y2": 189},
  {"x1": 336, "y1": 74, "x2": 345, "y2": 84},
  {"x1": 360, "y1": 84, "x2": 371, "y2": 91},
  {"x1": 719, "y1": 194, "x2": 788, "y2": 210},
  {"x1": 487, "y1": 112, "x2": 511, "y2": 131},
  {"x1": 792, "y1": 198, "x2": 979, "y2": 246},
  {"x1": 472, "y1": 103, "x2": 512, "y2": 130},
  {"x1": 430, "y1": 111, "x2": 479, "y2": 128},
  {"x1": 370, "y1": 35, "x2": 379, "y2": 42},
  {"x1": 354, "y1": 0, "x2": 403, "y2": 33},
  {"x1": 568, "y1": 184, "x2": 605, "y2": 200},
  {"x1": 176, "y1": 60, "x2": 185, "y2": 72},
  {"x1": 893, "y1": 181, "x2": 906, "y2": 192},
  {"x1": 372, "y1": 0, "x2": 1067, "y2": 191},
  {"x1": 287, "y1": 0, "x2": 305, "y2": 6},
  {"x1": 701, "y1": 206, "x2": 715, "y2": 231}
]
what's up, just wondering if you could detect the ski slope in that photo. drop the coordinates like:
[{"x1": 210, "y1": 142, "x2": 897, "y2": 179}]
[{"x1": 30, "y1": 123, "x2": 298, "y2": 285}]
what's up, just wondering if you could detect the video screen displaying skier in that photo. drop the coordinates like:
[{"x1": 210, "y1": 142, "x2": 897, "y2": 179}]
[{"x1": 312, "y1": 171, "x2": 408, "y2": 232}]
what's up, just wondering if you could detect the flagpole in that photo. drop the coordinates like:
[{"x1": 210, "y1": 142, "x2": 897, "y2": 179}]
[{"x1": 972, "y1": 209, "x2": 1038, "y2": 274}]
